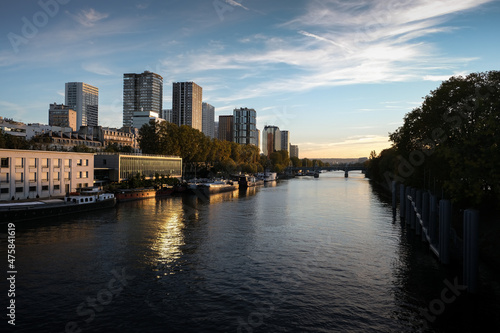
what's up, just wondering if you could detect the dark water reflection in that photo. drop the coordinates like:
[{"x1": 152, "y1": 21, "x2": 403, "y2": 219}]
[{"x1": 1, "y1": 171, "x2": 499, "y2": 332}]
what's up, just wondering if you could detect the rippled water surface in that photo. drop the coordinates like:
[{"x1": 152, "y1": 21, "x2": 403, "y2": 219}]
[{"x1": 2, "y1": 172, "x2": 499, "y2": 332}]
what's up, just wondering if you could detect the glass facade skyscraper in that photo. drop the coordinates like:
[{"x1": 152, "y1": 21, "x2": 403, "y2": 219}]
[
  {"x1": 262, "y1": 125, "x2": 281, "y2": 157},
  {"x1": 172, "y1": 82, "x2": 203, "y2": 131},
  {"x1": 233, "y1": 107, "x2": 258, "y2": 146},
  {"x1": 123, "y1": 71, "x2": 163, "y2": 128},
  {"x1": 202, "y1": 102, "x2": 215, "y2": 138},
  {"x1": 65, "y1": 82, "x2": 99, "y2": 130}
]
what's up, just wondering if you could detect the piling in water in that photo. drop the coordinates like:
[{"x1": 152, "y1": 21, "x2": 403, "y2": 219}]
[
  {"x1": 463, "y1": 209, "x2": 479, "y2": 293},
  {"x1": 399, "y1": 184, "x2": 406, "y2": 220},
  {"x1": 422, "y1": 192, "x2": 429, "y2": 242},
  {"x1": 439, "y1": 200, "x2": 451, "y2": 265}
]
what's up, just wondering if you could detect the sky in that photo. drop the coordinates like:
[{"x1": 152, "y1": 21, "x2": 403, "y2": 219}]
[{"x1": 0, "y1": 0, "x2": 499, "y2": 158}]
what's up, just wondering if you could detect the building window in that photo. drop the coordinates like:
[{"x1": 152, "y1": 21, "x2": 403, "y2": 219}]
[
  {"x1": 29, "y1": 186, "x2": 36, "y2": 192},
  {"x1": 0, "y1": 188, "x2": 8, "y2": 194},
  {"x1": 54, "y1": 172, "x2": 60, "y2": 180},
  {"x1": 77, "y1": 159, "x2": 83, "y2": 166},
  {"x1": 53, "y1": 159, "x2": 60, "y2": 168},
  {"x1": 42, "y1": 185, "x2": 49, "y2": 191},
  {"x1": 64, "y1": 159, "x2": 71, "y2": 167},
  {"x1": 64, "y1": 172, "x2": 70, "y2": 180},
  {"x1": 54, "y1": 184, "x2": 60, "y2": 190},
  {"x1": 29, "y1": 158, "x2": 37, "y2": 168},
  {"x1": 15, "y1": 173, "x2": 24, "y2": 183},
  {"x1": 1, "y1": 158, "x2": 8, "y2": 168},
  {"x1": 15, "y1": 158, "x2": 24, "y2": 168},
  {"x1": 0, "y1": 173, "x2": 8, "y2": 183},
  {"x1": 29, "y1": 172, "x2": 37, "y2": 182},
  {"x1": 41, "y1": 158, "x2": 49, "y2": 168},
  {"x1": 42, "y1": 172, "x2": 49, "y2": 181},
  {"x1": 16, "y1": 187, "x2": 23, "y2": 193}
]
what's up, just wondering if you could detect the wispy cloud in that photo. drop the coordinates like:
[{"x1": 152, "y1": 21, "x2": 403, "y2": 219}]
[
  {"x1": 71, "y1": 8, "x2": 109, "y2": 27},
  {"x1": 225, "y1": 0, "x2": 249, "y2": 11},
  {"x1": 160, "y1": 0, "x2": 491, "y2": 103},
  {"x1": 82, "y1": 62, "x2": 115, "y2": 76}
]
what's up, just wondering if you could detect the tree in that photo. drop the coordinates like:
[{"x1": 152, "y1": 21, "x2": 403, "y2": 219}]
[
  {"x1": 388, "y1": 71, "x2": 500, "y2": 207},
  {"x1": 290, "y1": 156, "x2": 302, "y2": 167},
  {"x1": 138, "y1": 120, "x2": 160, "y2": 154}
]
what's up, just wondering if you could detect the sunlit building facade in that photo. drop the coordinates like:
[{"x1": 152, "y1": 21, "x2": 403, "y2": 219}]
[
  {"x1": 123, "y1": 71, "x2": 163, "y2": 128},
  {"x1": 65, "y1": 82, "x2": 99, "y2": 130},
  {"x1": 233, "y1": 107, "x2": 258, "y2": 146},
  {"x1": 172, "y1": 82, "x2": 203, "y2": 131},
  {"x1": 49, "y1": 103, "x2": 77, "y2": 131},
  {"x1": 0, "y1": 149, "x2": 94, "y2": 200},
  {"x1": 281, "y1": 130, "x2": 290, "y2": 153},
  {"x1": 94, "y1": 153, "x2": 182, "y2": 182},
  {"x1": 202, "y1": 102, "x2": 215, "y2": 138},
  {"x1": 262, "y1": 125, "x2": 281, "y2": 157}
]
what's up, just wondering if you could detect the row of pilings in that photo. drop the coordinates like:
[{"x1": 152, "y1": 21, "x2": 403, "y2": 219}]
[{"x1": 391, "y1": 181, "x2": 479, "y2": 294}]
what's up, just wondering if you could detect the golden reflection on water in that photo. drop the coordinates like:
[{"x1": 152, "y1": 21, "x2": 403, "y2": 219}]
[
  {"x1": 148, "y1": 189, "x2": 254, "y2": 279},
  {"x1": 206, "y1": 189, "x2": 240, "y2": 203},
  {"x1": 150, "y1": 198, "x2": 186, "y2": 279}
]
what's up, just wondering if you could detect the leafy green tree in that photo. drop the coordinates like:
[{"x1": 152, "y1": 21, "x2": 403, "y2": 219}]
[
  {"x1": 290, "y1": 156, "x2": 301, "y2": 167},
  {"x1": 387, "y1": 71, "x2": 500, "y2": 207},
  {"x1": 138, "y1": 120, "x2": 161, "y2": 154}
]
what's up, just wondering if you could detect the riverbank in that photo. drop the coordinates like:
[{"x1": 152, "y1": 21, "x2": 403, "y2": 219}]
[{"x1": 371, "y1": 178, "x2": 500, "y2": 290}]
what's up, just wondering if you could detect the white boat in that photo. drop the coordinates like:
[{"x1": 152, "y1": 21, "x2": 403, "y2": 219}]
[{"x1": 257, "y1": 171, "x2": 277, "y2": 182}]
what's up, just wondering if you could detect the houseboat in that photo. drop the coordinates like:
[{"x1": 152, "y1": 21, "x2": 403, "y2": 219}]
[
  {"x1": 0, "y1": 190, "x2": 116, "y2": 223},
  {"x1": 238, "y1": 175, "x2": 264, "y2": 189}
]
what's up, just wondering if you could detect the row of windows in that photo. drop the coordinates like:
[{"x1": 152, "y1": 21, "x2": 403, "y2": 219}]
[
  {"x1": 54, "y1": 138, "x2": 102, "y2": 146},
  {"x1": 0, "y1": 184, "x2": 60, "y2": 194},
  {"x1": 1, "y1": 171, "x2": 66, "y2": 182},
  {"x1": 1, "y1": 157, "x2": 91, "y2": 168}
]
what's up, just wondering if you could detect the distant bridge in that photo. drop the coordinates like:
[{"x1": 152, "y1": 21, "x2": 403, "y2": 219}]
[{"x1": 288, "y1": 164, "x2": 366, "y2": 173}]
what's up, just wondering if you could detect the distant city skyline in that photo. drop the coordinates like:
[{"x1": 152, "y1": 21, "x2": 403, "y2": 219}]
[{"x1": 1, "y1": 1, "x2": 499, "y2": 157}]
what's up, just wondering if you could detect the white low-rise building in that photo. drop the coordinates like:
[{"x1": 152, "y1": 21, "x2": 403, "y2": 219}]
[{"x1": 0, "y1": 149, "x2": 94, "y2": 200}]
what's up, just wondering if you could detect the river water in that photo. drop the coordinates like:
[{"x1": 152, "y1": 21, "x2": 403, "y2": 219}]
[{"x1": 2, "y1": 172, "x2": 499, "y2": 332}]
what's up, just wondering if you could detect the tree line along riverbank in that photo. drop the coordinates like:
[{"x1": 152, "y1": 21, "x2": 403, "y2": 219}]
[{"x1": 364, "y1": 70, "x2": 500, "y2": 270}]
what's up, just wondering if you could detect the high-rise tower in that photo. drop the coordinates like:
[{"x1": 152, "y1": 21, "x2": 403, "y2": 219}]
[
  {"x1": 202, "y1": 102, "x2": 215, "y2": 138},
  {"x1": 262, "y1": 125, "x2": 281, "y2": 157},
  {"x1": 123, "y1": 71, "x2": 163, "y2": 128},
  {"x1": 172, "y1": 82, "x2": 202, "y2": 131},
  {"x1": 65, "y1": 82, "x2": 98, "y2": 130},
  {"x1": 233, "y1": 107, "x2": 258, "y2": 145}
]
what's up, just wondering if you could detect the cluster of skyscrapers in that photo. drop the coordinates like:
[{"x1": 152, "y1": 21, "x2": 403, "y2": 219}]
[
  {"x1": 48, "y1": 82, "x2": 99, "y2": 131},
  {"x1": 120, "y1": 71, "x2": 263, "y2": 153},
  {"x1": 41, "y1": 70, "x2": 298, "y2": 158},
  {"x1": 262, "y1": 126, "x2": 298, "y2": 158}
]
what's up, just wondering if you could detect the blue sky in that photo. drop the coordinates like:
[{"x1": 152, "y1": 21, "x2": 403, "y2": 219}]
[{"x1": 0, "y1": 0, "x2": 499, "y2": 158}]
